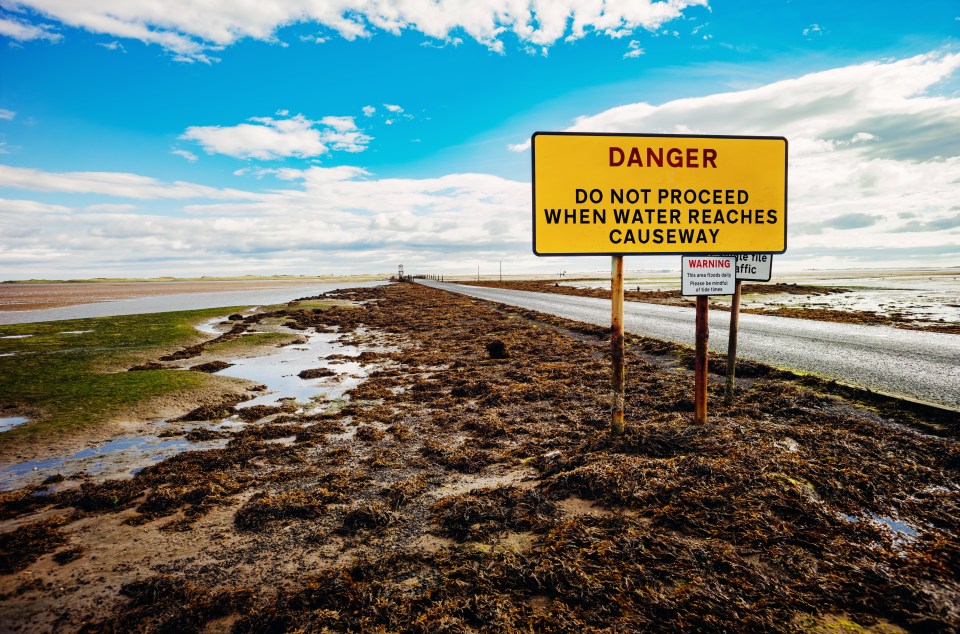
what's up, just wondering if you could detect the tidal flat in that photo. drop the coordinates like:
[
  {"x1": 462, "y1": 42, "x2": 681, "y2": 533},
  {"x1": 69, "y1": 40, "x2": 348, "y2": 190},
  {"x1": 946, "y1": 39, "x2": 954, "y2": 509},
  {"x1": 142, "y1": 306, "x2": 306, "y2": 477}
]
[
  {"x1": 470, "y1": 268, "x2": 960, "y2": 334},
  {"x1": 0, "y1": 282, "x2": 958, "y2": 632}
]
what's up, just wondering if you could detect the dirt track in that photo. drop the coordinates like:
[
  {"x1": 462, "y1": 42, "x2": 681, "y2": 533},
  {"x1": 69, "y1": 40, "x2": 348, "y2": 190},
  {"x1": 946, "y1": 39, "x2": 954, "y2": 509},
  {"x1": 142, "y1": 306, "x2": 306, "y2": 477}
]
[{"x1": 0, "y1": 282, "x2": 958, "y2": 632}]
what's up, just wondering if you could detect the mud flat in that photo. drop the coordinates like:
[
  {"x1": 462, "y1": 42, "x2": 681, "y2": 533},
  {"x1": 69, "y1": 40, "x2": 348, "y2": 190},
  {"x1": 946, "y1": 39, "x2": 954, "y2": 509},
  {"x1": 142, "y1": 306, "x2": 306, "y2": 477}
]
[
  {"x1": 0, "y1": 278, "x2": 387, "y2": 325},
  {"x1": 463, "y1": 268, "x2": 960, "y2": 334},
  {"x1": 0, "y1": 283, "x2": 958, "y2": 632}
]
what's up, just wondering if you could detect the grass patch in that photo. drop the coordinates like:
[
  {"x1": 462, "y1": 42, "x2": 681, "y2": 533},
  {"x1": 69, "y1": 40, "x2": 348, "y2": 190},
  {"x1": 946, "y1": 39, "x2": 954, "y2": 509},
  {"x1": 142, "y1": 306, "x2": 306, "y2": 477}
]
[
  {"x1": 0, "y1": 307, "x2": 245, "y2": 445},
  {"x1": 263, "y1": 298, "x2": 356, "y2": 311},
  {"x1": 204, "y1": 332, "x2": 302, "y2": 354}
]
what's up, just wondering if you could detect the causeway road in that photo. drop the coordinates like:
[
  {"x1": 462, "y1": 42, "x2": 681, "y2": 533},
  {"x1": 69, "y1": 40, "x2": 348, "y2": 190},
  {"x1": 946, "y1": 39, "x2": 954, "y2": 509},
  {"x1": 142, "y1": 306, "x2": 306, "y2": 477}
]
[{"x1": 417, "y1": 280, "x2": 960, "y2": 411}]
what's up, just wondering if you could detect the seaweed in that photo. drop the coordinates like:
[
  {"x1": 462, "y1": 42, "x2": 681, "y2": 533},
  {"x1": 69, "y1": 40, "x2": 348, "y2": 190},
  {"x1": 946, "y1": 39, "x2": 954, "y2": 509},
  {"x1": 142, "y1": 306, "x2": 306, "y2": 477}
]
[{"x1": 0, "y1": 515, "x2": 70, "y2": 573}]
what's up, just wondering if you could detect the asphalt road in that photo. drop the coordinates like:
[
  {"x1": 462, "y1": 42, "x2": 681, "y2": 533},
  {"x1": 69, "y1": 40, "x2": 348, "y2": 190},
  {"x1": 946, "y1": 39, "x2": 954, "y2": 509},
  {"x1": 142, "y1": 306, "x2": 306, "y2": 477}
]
[{"x1": 417, "y1": 280, "x2": 960, "y2": 411}]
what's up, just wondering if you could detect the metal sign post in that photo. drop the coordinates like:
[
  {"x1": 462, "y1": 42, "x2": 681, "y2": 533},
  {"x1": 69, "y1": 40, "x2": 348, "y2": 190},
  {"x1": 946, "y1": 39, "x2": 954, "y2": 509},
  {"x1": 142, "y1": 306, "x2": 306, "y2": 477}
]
[
  {"x1": 611, "y1": 256, "x2": 625, "y2": 435},
  {"x1": 725, "y1": 254, "x2": 772, "y2": 403},
  {"x1": 725, "y1": 280, "x2": 743, "y2": 404}
]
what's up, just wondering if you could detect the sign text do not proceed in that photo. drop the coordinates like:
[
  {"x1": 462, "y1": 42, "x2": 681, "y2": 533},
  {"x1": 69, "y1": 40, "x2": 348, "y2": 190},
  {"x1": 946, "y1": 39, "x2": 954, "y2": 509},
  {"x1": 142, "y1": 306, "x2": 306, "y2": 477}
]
[{"x1": 532, "y1": 132, "x2": 788, "y2": 256}]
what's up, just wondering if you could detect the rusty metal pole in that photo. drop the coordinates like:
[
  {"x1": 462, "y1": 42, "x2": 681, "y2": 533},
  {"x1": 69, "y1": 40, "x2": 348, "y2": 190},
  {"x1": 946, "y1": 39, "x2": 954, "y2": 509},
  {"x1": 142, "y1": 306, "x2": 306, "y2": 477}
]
[
  {"x1": 611, "y1": 256, "x2": 625, "y2": 435},
  {"x1": 725, "y1": 280, "x2": 742, "y2": 404},
  {"x1": 694, "y1": 295, "x2": 709, "y2": 424}
]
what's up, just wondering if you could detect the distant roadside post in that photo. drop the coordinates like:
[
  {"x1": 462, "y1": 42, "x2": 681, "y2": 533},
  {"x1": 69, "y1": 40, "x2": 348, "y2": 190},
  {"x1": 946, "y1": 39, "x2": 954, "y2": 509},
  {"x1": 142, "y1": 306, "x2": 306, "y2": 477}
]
[
  {"x1": 531, "y1": 132, "x2": 787, "y2": 432},
  {"x1": 725, "y1": 254, "x2": 773, "y2": 404}
]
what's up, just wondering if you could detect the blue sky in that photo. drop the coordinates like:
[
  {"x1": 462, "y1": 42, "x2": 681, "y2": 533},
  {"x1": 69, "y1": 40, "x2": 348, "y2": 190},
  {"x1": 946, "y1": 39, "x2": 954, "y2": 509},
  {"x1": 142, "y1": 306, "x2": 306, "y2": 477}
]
[{"x1": 0, "y1": 0, "x2": 958, "y2": 278}]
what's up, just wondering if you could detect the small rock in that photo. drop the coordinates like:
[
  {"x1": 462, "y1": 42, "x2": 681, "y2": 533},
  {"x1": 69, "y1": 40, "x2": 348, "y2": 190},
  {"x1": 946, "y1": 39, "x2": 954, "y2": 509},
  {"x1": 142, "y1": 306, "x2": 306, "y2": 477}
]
[{"x1": 486, "y1": 340, "x2": 509, "y2": 359}]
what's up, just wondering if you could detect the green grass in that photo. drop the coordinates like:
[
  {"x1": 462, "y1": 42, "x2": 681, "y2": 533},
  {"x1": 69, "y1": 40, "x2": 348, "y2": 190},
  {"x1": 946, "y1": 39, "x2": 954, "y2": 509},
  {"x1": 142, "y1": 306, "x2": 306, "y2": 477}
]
[
  {"x1": 0, "y1": 307, "x2": 245, "y2": 445},
  {"x1": 204, "y1": 332, "x2": 302, "y2": 354},
  {"x1": 262, "y1": 298, "x2": 354, "y2": 312}
]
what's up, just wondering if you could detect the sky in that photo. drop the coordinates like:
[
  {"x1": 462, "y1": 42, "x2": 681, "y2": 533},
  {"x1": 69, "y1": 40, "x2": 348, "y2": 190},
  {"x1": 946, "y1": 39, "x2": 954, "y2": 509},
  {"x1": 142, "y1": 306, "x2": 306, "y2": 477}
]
[{"x1": 0, "y1": 0, "x2": 958, "y2": 279}]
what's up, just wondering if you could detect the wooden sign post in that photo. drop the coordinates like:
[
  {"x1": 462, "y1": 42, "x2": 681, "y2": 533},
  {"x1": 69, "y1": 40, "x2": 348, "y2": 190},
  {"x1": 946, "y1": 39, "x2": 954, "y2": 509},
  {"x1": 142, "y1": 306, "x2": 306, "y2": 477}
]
[
  {"x1": 611, "y1": 256, "x2": 625, "y2": 435},
  {"x1": 682, "y1": 256, "x2": 736, "y2": 423},
  {"x1": 695, "y1": 295, "x2": 710, "y2": 424}
]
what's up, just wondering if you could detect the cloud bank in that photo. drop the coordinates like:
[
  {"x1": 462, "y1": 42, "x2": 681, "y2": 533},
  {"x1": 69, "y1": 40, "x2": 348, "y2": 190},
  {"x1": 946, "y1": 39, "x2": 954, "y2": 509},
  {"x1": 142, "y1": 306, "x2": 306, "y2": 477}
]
[
  {"x1": 1, "y1": 50, "x2": 958, "y2": 277},
  {"x1": 0, "y1": 0, "x2": 707, "y2": 59}
]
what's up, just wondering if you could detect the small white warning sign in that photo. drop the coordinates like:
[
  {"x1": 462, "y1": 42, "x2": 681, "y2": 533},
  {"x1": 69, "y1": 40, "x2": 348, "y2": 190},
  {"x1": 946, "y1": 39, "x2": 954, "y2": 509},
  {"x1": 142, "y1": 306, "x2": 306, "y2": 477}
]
[
  {"x1": 733, "y1": 253, "x2": 773, "y2": 281},
  {"x1": 682, "y1": 256, "x2": 736, "y2": 296}
]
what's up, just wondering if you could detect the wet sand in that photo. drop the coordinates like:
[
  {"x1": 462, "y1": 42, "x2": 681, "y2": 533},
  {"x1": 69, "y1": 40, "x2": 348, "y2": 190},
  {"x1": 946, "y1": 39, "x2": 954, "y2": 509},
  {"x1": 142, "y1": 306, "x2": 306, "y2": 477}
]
[
  {"x1": 1, "y1": 283, "x2": 957, "y2": 632},
  {"x1": 0, "y1": 278, "x2": 383, "y2": 312},
  {"x1": 461, "y1": 271, "x2": 960, "y2": 334}
]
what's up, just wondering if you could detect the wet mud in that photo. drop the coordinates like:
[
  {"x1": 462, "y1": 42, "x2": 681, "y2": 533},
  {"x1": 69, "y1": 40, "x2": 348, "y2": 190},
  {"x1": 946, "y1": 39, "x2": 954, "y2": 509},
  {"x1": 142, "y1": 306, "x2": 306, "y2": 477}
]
[
  {"x1": 460, "y1": 279, "x2": 959, "y2": 334},
  {"x1": 0, "y1": 282, "x2": 958, "y2": 632}
]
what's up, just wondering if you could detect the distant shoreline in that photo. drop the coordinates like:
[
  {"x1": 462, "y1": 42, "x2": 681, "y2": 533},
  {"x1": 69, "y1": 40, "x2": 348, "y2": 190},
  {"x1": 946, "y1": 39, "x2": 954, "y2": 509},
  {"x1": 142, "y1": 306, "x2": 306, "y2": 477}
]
[
  {"x1": 2, "y1": 274, "x2": 387, "y2": 285},
  {"x1": 0, "y1": 279, "x2": 388, "y2": 318}
]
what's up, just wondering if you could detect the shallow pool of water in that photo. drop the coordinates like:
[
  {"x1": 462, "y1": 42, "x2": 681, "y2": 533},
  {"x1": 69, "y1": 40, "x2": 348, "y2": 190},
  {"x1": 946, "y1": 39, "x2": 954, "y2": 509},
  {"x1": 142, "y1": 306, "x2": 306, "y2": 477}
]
[
  {"x1": 0, "y1": 417, "x2": 29, "y2": 433},
  {"x1": 219, "y1": 330, "x2": 368, "y2": 409},
  {"x1": 0, "y1": 433, "x2": 228, "y2": 492}
]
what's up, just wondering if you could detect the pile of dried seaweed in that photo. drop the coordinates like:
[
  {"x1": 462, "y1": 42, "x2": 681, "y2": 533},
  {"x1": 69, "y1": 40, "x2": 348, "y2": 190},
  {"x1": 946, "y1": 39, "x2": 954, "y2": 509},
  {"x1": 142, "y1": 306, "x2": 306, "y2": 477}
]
[{"x1": 1, "y1": 282, "x2": 957, "y2": 633}]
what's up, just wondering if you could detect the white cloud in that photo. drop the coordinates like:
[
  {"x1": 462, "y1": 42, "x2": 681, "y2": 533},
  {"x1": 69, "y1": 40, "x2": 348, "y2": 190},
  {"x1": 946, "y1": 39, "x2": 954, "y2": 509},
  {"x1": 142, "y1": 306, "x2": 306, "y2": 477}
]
[
  {"x1": 97, "y1": 40, "x2": 125, "y2": 52},
  {"x1": 0, "y1": 109, "x2": 15, "y2": 121},
  {"x1": 299, "y1": 33, "x2": 328, "y2": 44},
  {"x1": 362, "y1": 106, "x2": 376, "y2": 117},
  {"x1": 320, "y1": 116, "x2": 357, "y2": 132},
  {"x1": 0, "y1": 0, "x2": 707, "y2": 60},
  {"x1": 384, "y1": 104, "x2": 404, "y2": 113},
  {"x1": 0, "y1": 162, "x2": 530, "y2": 276},
  {"x1": 182, "y1": 113, "x2": 373, "y2": 160},
  {"x1": 0, "y1": 197, "x2": 71, "y2": 215},
  {"x1": 0, "y1": 16, "x2": 61, "y2": 42},
  {"x1": 0, "y1": 165, "x2": 256, "y2": 200},
  {"x1": 83, "y1": 203, "x2": 139, "y2": 212},
  {"x1": 171, "y1": 148, "x2": 198, "y2": 162},
  {"x1": 803, "y1": 24, "x2": 823, "y2": 37},
  {"x1": 623, "y1": 40, "x2": 644, "y2": 59}
]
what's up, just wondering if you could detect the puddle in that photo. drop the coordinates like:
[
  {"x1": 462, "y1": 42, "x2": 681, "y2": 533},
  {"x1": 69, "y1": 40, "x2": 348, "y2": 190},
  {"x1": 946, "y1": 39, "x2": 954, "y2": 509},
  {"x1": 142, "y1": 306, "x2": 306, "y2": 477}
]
[
  {"x1": 0, "y1": 334, "x2": 33, "y2": 339},
  {"x1": 0, "y1": 417, "x2": 29, "y2": 433},
  {"x1": 869, "y1": 514, "x2": 919, "y2": 538},
  {"x1": 217, "y1": 330, "x2": 368, "y2": 409},
  {"x1": 0, "y1": 433, "x2": 228, "y2": 491},
  {"x1": 842, "y1": 512, "x2": 920, "y2": 549},
  {"x1": 59, "y1": 330, "x2": 94, "y2": 335},
  {"x1": 0, "y1": 353, "x2": 16, "y2": 358},
  {"x1": 195, "y1": 316, "x2": 232, "y2": 336}
]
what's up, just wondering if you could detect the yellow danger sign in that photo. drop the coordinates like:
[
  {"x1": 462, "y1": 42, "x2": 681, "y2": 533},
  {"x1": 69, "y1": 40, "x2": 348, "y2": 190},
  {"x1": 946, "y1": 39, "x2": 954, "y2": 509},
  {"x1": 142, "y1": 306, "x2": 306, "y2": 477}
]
[{"x1": 532, "y1": 132, "x2": 788, "y2": 255}]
